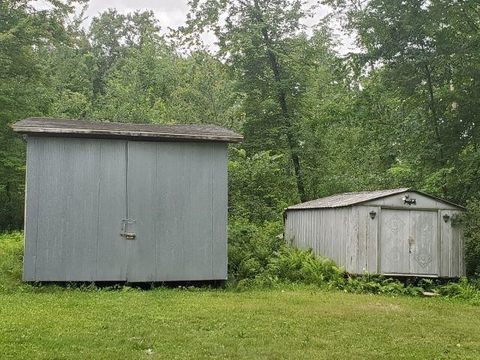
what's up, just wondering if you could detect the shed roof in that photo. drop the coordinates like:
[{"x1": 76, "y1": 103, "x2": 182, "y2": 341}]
[
  {"x1": 12, "y1": 118, "x2": 243, "y2": 143},
  {"x1": 286, "y1": 188, "x2": 464, "y2": 210}
]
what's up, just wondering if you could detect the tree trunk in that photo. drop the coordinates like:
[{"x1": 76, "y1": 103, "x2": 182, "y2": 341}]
[
  {"x1": 424, "y1": 62, "x2": 445, "y2": 164},
  {"x1": 253, "y1": 0, "x2": 307, "y2": 202}
]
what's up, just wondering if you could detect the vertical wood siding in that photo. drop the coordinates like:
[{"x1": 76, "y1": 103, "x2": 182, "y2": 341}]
[
  {"x1": 126, "y1": 141, "x2": 228, "y2": 281},
  {"x1": 285, "y1": 208, "x2": 356, "y2": 272},
  {"x1": 285, "y1": 205, "x2": 464, "y2": 277},
  {"x1": 24, "y1": 137, "x2": 228, "y2": 282}
]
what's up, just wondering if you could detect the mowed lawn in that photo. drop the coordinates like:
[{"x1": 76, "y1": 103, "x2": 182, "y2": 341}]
[{"x1": 1, "y1": 289, "x2": 479, "y2": 359}]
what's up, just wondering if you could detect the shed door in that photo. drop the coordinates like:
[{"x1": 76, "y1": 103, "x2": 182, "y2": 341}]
[
  {"x1": 125, "y1": 141, "x2": 227, "y2": 282},
  {"x1": 380, "y1": 209, "x2": 438, "y2": 275},
  {"x1": 24, "y1": 138, "x2": 128, "y2": 281}
]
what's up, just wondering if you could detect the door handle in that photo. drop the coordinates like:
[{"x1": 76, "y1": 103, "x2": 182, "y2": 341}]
[
  {"x1": 120, "y1": 219, "x2": 136, "y2": 240},
  {"x1": 120, "y1": 232, "x2": 136, "y2": 240}
]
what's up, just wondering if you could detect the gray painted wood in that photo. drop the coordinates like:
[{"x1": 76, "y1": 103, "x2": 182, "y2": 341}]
[
  {"x1": 25, "y1": 137, "x2": 128, "y2": 281},
  {"x1": 408, "y1": 210, "x2": 438, "y2": 275},
  {"x1": 126, "y1": 141, "x2": 227, "y2": 281},
  {"x1": 380, "y1": 209, "x2": 410, "y2": 274},
  {"x1": 211, "y1": 143, "x2": 228, "y2": 279},
  {"x1": 355, "y1": 206, "x2": 379, "y2": 273},
  {"x1": 285, "y1": 194, "x2": 464, "y2": 277},
  {"x1": 439, "y1": 210, "x2": 465, "y2": 277},
  {"x1": 34, "y1": 138, "x2": 68, "y2": 281},
  {"x1": 23, "y1": 135, "x2": 228, "y2": 282},
  {"x1": 285, "y1": 208, "x2": 355, "y2": 272},
  {"x1": 365, "y1": 192, "x2": 459, "y2": 210},
  {"x1": 95, "y1": 140, "x2": 128, "y2": 281},
  {"x1": 23, "y1": 138, "x2": 41, "y2": 281}
]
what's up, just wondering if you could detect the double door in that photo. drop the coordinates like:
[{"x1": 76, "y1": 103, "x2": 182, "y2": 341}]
[
  {"x1": 380, "y1": 209, "x2": 438, "y2": 276},
  {"x1": 25, "y1": 137, "x2": 227, "y2": 282}
]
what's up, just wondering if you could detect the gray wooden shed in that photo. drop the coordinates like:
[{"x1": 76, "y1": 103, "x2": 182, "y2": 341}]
[
  {"x1": 13, "y1": 118, "x2": 242, "y2": 282},
  {"x1": 284, "y1": 188, "x2": 465, "y2": 278}
]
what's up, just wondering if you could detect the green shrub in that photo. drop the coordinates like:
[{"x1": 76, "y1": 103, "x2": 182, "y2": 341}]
[
  {"x1": 464, "y1": 199, "x2": 480, "y2": 276},
  {"x1": 0, "y1": 231, "x2": 25, "y2": 291},
  {"x1": 228, "y1": 149, "x2": 298, "y2": 223},
  {"x1": 338, "y1": 274, "x2": 423, "y2": 296},
  {"x1": 228, "y1": 219, "x2": 284, "y2": 282},
  {"x1": 264, "y1": 247, "x2": 344, "y2": 285},
  {"x1": 438, "y1": 278, "x2": 480, "y2": 304}
]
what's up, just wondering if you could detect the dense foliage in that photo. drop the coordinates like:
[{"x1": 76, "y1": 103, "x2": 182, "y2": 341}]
[
  {"x1": 2, "y1": 231, "x2": 480, "y2": 305},
  {"x1": 0, "y1": 0, "x2": 479, "y2": 273}
]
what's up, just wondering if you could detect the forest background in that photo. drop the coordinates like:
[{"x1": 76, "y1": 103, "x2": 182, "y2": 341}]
[{"x1": 1, "y1": 0, "x2": 479, "y2": 275}]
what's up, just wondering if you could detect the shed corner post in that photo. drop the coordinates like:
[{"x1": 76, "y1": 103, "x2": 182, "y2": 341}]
[{"x1": 375, "y1": 206, "x2": 382, "y2": 274}]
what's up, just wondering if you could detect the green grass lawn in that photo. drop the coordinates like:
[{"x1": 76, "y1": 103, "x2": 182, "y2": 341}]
[{"x1": 1, "y1": 288, "x2": 480, "y2": 359}]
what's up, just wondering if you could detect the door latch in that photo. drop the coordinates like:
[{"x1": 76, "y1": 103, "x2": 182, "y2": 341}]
[
  {"x1": 120, "y1": 219, "x2": 136, "y2": 240},
  {"x1": 408, "y1": 236, "x2": 415, "y2": 253}
]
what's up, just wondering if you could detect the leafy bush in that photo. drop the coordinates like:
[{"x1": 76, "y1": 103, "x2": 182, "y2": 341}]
[
  {"x1": 437, "y1": 278, "x2": 480, "y2": 304},
  {"x1": 1, "y1": 226, "x2": 480, "y2": 303},
  {"x1": 264, "y1": 247, "x2": 344, "y2": 285},
  {"x1": 0, "y1": 231, "x2": 25, "y2": 291},
  {"x1": 228, "y1": 149, "x2": 298, "y2": 223},
  {"x1": 338, "y1": 274, "x2": 423, "y2": 296},
  {"x1": 464, "y1": 198, "x2": 480, "y2": 276},
  {"x1": 228, "y1": 219, "x2": 284, "y2": 281}
]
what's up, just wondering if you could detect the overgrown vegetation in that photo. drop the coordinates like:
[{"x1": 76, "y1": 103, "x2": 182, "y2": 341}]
[
  {"x1": 2, "y1": 0, "x2": 479, "y2": 272},
  {"x1": 1, "y1": 1, "x2": 479, "y2": 288},
  {"x1": 0, "y1": 232, "x2": 24, "y2": 292},
  {"x1": 1, "y1": 230, "x2": 480, "y2": 305},
  {"x1": 226, "y1": 222, "x2": 480, "y2": 303},
  {"x1": 464, "y1": 199, "x2": 480, "y2": 276}
]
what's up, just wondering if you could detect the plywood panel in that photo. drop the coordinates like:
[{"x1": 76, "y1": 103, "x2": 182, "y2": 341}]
[
  {"x1": 211, "y1": 143, "x2": 228, "y2": 279},
  {"x1": 125, "y1": 141, "x2": 157, "y2": 282},
  {"x1": 23, "y1": 138, "x2": 41, "y2": 281},
  {"x1": 34, "y1": 138, "x2": 69, "y2": 281},
  {"x1": 409, "y1": 211, "x2": 438, "y2": 275},
  {"x1": 61, "y1": 139, "x2": 100, "y2": 281},
  {"x1": 25, "y1": 137, "x2": 127, "y2": 282},
  {"x1": 380, "y1": 209, "x2": 410, "y2": 274},
  {"x1": 95, "y1": 140, "x2": 128, "y2": 281},
  {"x1": 127, "y1": 141, "x2": 226, "y2": 281}
]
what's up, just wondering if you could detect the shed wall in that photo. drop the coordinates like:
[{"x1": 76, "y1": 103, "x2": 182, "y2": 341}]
[
  {"x1": 364, "y1": 192, "x2": 459, "y2": 210},
  {"x1": 285, "y1": 204, "x2": 465, "y2": 277},
  {"x1": 284, "y1": 208, "x2": 357, "y2": 273},
  {"x1": 24, "y1": 136, "x2": 228, "y2": 282}
]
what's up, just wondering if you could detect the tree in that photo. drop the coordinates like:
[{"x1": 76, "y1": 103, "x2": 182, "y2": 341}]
[
  {"x1": 0, "y1": 0, "x2": 81, "y2": 230},
  {"x1": 326, "y1": 0, "x2": 480, "y2": 201},
  {"x1": 184, "y1": 0, "x2": 312, "y2": 201}
]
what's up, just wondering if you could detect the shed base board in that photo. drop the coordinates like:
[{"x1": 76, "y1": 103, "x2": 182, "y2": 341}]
[
  {"x1": 348, "y1": 272, "x2": 460, "y2": 279},
  {"x1": 23, "y1": 279, "x2": 228, "y2": 288}
]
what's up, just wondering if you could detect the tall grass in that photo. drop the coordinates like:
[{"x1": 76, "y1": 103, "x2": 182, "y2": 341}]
[
  {"x1": 1, "y1": 228, "x2": 480, "y2": 304},
  {"x1": 0, "y1": 232, "x2": 24, "y2": 291}
]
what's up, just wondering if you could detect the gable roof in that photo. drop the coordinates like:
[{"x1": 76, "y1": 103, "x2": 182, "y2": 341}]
[
  {"x1": 286, "y1": 188, "x2": 464, "y2": 210},
  {"x1": 12, "y1": 118, "x2": 243, "y2": 143}
]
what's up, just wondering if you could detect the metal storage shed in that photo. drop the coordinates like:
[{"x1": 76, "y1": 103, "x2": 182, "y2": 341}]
[
  {"x1": 13, "y1": 118, "x2": 242, "y2": 282},
  {"x1": 284, "y1": 188, "x2": 465, "y2": 278}
]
